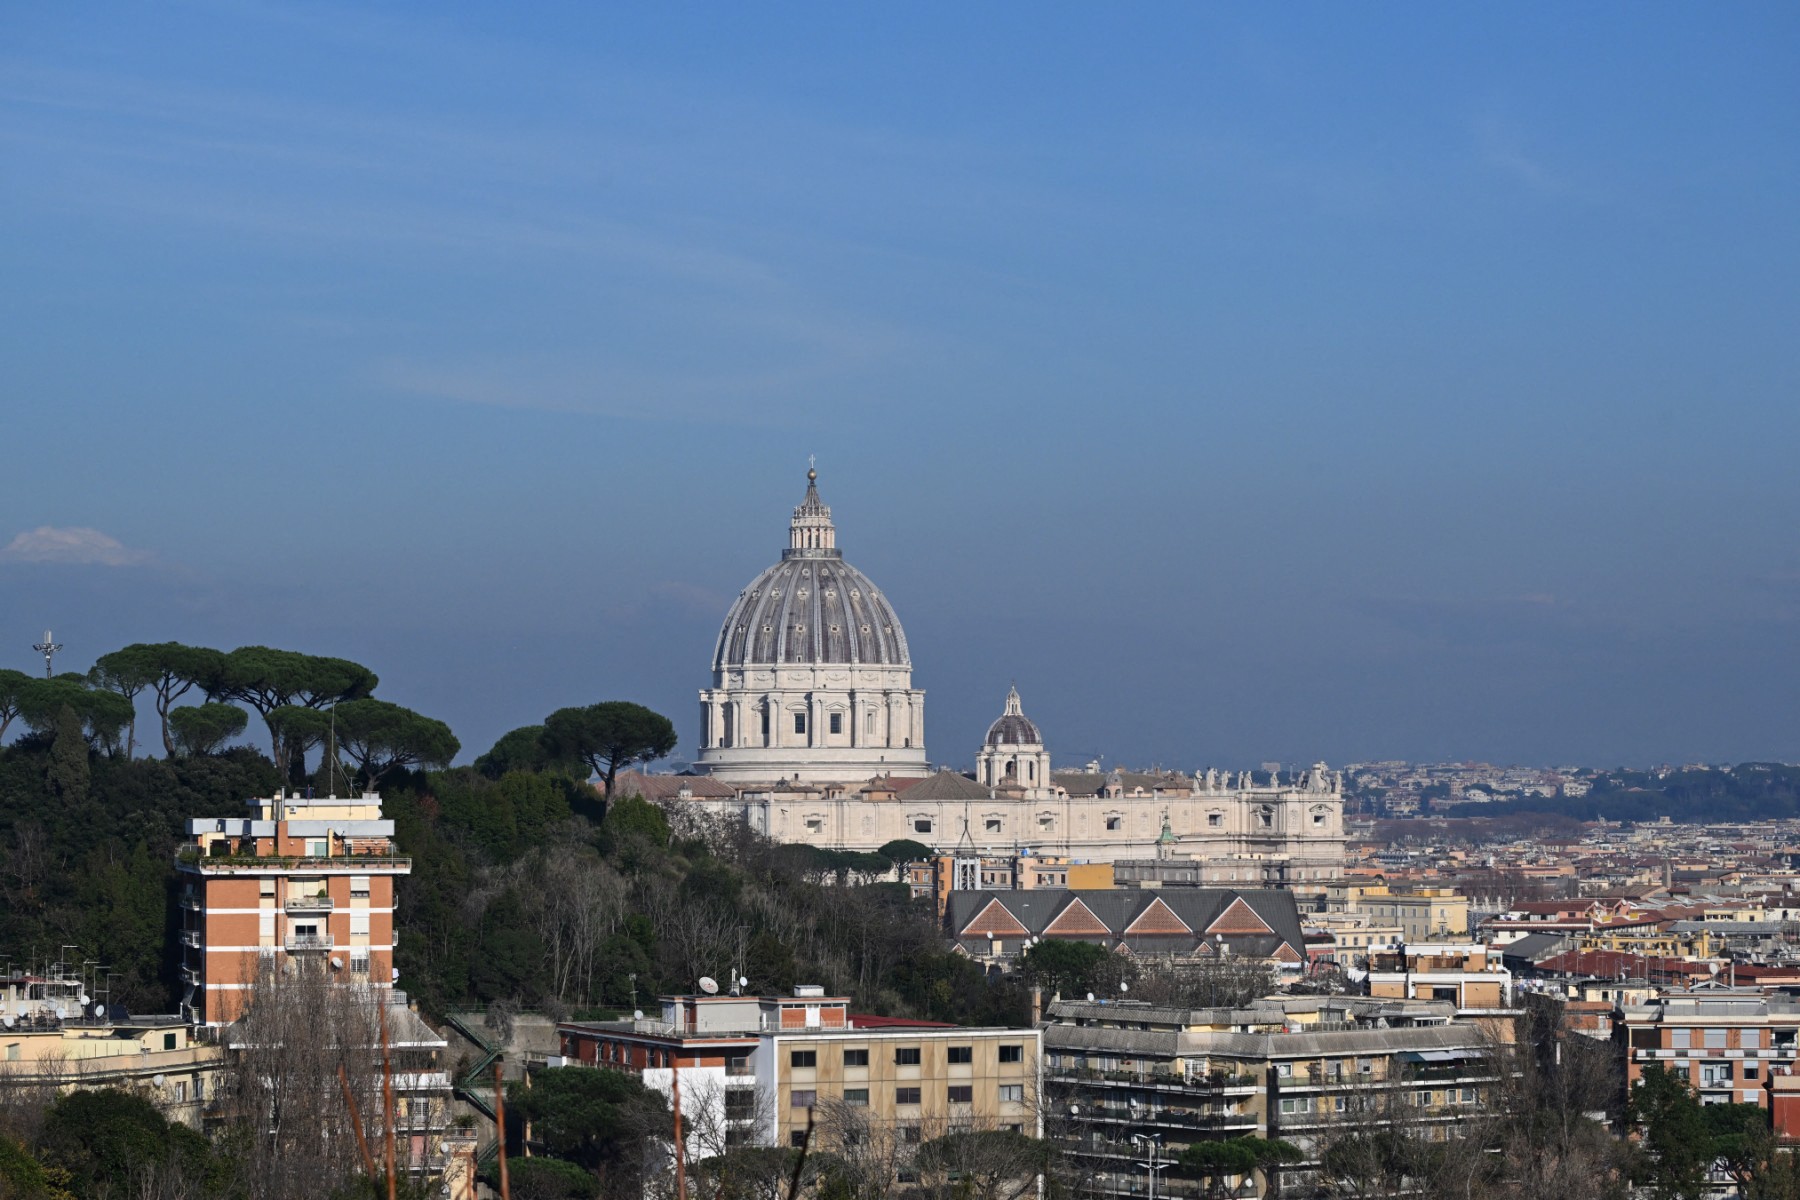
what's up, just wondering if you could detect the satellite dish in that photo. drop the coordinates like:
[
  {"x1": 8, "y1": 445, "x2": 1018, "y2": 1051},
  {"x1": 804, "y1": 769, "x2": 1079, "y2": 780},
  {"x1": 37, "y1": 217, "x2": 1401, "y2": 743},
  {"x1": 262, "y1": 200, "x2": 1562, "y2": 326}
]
[
  {"x1": 329, "y1": 957, "x2": 343, "y2": 970},
  {"x1": 1119, "y1": 981, "x2": 1130, "y2": 993},
  {"x1": 1085, "y1": 993, "x2": 1095, "y2": 1002},
  {"x1": 633, "y1": 1009, "x2": 645, "y2": 1020},
  {"x1": 391, "y1": 968, "x2": 400, "y2": 981},
  {"x1": 739, "y1": 976, "x2": 749, "y2": 988},
  {"x1": 79, "y1": 994, "x2": 90, "y2": 1005},
  {"x1": 152, "y1": 1074, "x2": 165, "y2": 1087},
  {"x1": 53, "y1": 1004, "x2": 66, "y2": 1018},
  {"x1": 2, "y1": 1015, "x2": 13, "y2": 1028},
  {"x1": 698, "y1": 976, "x2": 719, "y2": 995}
]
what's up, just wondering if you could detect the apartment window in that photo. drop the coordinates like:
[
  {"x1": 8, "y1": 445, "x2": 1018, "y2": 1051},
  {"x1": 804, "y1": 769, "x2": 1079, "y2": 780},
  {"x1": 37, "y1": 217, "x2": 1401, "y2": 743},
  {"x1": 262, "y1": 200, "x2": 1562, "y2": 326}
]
[
  {"x1": 1746, "y1": 1065, "x2": 1761, "y2": 1081},
  {"x1": 350, "y1": 875, "x2": 371, "y2": 898},
  {"x1": 791, "y1": 1090, "x2": 816, "y2": 1109},
  {"x1": 725, "y1": 1091, "x2": 756, "y2": 1120},
  {"x1": 1670, "y1": 1030, "x2": 1691, "y2": 1049},
  {"x1": 901, "y1": 1126, "x2": 921, "y2": 1145},
  {"x1": 829, "y1": 713, "x2": 842, "y2": 735},
  {"x1": 843, "y1": 1048, "x2": 869, "y2": 1067},
  {"x1": 843, "y1": 1088, "x2": 869, "y2": 1106},
  {"x1": 999, "y1": 1045, "x2": 1024, "y2": 1064},
  {"x1": 947, "y1": 1046, "x2": 973, "y2": 1064},
  {"x1": 1279, "y1": 1097, "x2": 1312, "y2": 1115},
  {"x1": 789, "y1": 1131, "x2": 806, "y2": 1147},
  {"x1": 259, "y1": 879, "x2": 276, "y2": 896},
  {"x1": 1705, "y1": 1029, "x2": 1728, "y2": 1049},
  {"x1": 999, "y1": 1084, "x2": 1024, "y2": 1103},
  {"x1": 350, "y1": 954, "x2": 370, "y2": 974},
  {"x1": 790, "y1": 1050, "x2": 817, "y2": 1068},
  {"x1": 163, "y1": 1033, "x2": 178, "y2": 1051},
  {"x1": 1276, "y1": 1062, "x2": 1294, "y2": 1078},
  {"x1": 896, "y1": 1087, "x2": 922, "y2": 1105},
  {"x1": 306, "y1": 840, "x2": 328, "y2": 856},
  {"x1": 4, "y1": 1045, "x2": 17, "y2": 1062},
  {"x1": 793, "y1": 713, "x2": 807, "y2": 735},
  {"x1": 895, "y1": 1047, "x2": 921, "y2": 1065},
  {"x1": 350, "y1": 913, "x2": 371, "y2": 937},
  {"x1": 947, "y1": 1086, "x2": 973, "y2": 1104}
]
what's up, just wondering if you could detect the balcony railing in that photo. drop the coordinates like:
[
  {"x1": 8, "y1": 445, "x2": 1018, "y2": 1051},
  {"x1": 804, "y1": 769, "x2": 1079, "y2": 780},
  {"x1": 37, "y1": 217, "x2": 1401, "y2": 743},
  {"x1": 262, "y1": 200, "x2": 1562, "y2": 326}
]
[
  {"x1": 285, "y1": 934, "x2": 334, "y2": 951},
  {"x1": 177, "y1": 848, "x2": 410, "y2": 870},
  {"x1": 180, "y1": 930, "x2": 202, "y2": 947},
  {"x1": 285, "y1": 895, "x2": 334, "y2": 911}
]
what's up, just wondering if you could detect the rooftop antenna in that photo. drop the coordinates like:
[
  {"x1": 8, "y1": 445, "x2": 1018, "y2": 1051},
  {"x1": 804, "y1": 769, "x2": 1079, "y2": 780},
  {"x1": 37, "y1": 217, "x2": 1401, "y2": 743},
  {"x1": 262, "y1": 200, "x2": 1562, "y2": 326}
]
[{"x1": 32, "y1": 630, "x2": 62, "y2": 678}]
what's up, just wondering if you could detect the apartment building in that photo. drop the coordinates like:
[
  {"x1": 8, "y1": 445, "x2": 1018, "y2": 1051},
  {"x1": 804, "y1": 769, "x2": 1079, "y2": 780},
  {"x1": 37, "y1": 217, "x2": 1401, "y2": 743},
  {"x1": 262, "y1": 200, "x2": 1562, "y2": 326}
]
[
  {"x1": 1043, "y1": 995, "x2": 1502, "y2": 1198},
  {"x1": 1365, "y1": 943, "x2": 1515, "y2": 1016},
  {"x1": 558, "y1": 987, "x2": 1040, "y2": 1173},
  {"x1": 177, "y1": 789, "x2": 409, "y2": 1026},
  {"x1": 0, "y1": 969, "x2": 222, "y2": 1127},
  {"x1": 1621, "y1": 988, "x2": 1800, "y2": 1108},
  {"x1": 1325, "y1": 884, "x2": 1469, "y2": 941}
]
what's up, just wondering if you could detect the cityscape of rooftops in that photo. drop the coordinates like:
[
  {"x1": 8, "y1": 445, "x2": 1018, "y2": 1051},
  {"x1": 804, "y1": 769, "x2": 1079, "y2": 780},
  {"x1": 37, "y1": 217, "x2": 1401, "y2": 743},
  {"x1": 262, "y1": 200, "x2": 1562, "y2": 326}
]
[{"x1": 3, "y1": 5, "x2": 1798, "y2": 1199}]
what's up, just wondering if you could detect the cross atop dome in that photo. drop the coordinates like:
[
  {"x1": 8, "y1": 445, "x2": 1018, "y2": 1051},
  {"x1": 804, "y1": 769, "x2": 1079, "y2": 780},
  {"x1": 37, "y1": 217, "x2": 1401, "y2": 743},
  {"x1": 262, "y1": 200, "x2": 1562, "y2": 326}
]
[{"x1": 787, "y1": 462, "x2": 837, "y2": 557}]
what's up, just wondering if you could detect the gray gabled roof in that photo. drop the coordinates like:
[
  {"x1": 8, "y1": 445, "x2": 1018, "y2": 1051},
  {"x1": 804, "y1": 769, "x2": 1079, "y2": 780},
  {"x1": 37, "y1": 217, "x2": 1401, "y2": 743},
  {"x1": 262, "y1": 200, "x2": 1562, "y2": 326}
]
[{"x1": 947, "y1": 888, "x2": 1307, "y2": 962}]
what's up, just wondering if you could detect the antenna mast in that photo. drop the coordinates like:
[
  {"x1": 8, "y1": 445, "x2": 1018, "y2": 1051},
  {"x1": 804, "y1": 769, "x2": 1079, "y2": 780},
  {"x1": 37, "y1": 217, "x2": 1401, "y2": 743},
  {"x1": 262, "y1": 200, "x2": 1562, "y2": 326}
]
[{"x1": 32, "y1": 630, "x2": 62, "y2": 678}]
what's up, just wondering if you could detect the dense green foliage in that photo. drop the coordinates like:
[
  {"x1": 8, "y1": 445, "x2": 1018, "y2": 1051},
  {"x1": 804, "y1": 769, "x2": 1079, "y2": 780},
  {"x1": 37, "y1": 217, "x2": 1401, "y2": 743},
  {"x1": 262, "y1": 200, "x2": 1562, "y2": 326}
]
[{"x1": 34, "y1": 1089, "x2": 222, "y2": 1197}]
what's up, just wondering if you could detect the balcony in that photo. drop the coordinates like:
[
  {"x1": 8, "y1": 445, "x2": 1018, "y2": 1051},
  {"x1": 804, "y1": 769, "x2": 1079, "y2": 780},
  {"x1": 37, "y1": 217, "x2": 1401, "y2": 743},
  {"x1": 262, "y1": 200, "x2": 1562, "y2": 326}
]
[
  {"x1": 180, "y1": 930, "x2": 202, "y2": 948},
  {"x1": 1046, "y1": 1065, "x2": 1262, "y2": 1094},
  {"x1": 285, "y1": 894, "x2": 334, "y2": 912},
  {"x1": 285, "y1": 934, "x2": 334, "y2": 951},
  {"x1": 179, "y1": 894, "x2": 202, "y2": 910}
]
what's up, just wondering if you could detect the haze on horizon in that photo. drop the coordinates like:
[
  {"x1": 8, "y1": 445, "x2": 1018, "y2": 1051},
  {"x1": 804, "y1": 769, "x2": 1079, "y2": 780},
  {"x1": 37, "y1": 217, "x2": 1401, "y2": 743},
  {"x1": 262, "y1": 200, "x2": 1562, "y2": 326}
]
[{"x1": 3, "y1": 3, "x2": 1797, "y2": 772}]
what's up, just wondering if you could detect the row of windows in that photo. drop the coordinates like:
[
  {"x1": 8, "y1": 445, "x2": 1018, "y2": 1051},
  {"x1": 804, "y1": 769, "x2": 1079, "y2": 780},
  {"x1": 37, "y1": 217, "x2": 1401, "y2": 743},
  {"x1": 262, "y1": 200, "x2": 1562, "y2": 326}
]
[
  {"x1": 791, "y1": 1045, "x2": 1022, "y2": 1068},
  {"x1": 791, "y1": 1084, "x2": 1023, "y2": 1108}
]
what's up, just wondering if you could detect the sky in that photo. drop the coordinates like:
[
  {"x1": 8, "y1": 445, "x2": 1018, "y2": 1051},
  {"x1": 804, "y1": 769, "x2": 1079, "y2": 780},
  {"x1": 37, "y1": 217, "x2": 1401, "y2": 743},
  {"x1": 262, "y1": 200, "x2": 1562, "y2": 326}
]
[{"x1": 3, "y1": 2, "x2": 1798, "y2": 771}]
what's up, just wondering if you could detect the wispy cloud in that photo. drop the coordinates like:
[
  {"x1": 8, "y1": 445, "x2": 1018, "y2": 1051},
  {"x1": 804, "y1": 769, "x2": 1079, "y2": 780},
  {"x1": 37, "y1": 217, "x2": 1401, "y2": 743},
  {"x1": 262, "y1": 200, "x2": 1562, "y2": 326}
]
[
  {"x1": 0, "y1": 526, "x2": 152, "y2": 567},
  {"x1": 1475, "y1": 114, "x2": 1572, "y2": 197}
]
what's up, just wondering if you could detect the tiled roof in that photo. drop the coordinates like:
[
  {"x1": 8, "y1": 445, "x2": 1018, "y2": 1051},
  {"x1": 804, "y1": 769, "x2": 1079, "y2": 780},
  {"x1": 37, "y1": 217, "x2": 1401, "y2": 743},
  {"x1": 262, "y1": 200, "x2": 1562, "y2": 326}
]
[
  {"x1": 901, "y1": 770, "x2": 994, "y2": 803},
  {"x1": 611, "y1": 771, "x2": 739, "y2": 800}
]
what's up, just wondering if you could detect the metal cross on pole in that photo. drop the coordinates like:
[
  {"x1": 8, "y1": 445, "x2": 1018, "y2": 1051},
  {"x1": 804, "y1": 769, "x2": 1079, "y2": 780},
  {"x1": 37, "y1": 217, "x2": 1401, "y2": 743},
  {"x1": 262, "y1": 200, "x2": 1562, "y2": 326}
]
[{"x1": 32, "y1": 630, "x2": 62, "y2": 677}]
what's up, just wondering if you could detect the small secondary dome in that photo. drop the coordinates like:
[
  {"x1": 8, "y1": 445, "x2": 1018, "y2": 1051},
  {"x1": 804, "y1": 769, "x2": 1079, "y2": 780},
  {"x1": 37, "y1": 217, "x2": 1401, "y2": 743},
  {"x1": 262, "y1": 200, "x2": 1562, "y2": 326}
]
[{"x1": 984, "y1": 686, "x2": 1042, "y2": 747}]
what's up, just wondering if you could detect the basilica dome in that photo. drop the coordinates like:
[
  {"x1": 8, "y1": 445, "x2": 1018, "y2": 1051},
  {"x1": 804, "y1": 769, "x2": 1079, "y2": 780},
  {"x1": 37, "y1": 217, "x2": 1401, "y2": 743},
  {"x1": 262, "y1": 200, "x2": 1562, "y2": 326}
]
[
  {"x1": 711, "y1": 474, "x2": 911, "y2": 670},
  {"x1": 697, "y1": 468, "x2": 927, "y2": 784}
]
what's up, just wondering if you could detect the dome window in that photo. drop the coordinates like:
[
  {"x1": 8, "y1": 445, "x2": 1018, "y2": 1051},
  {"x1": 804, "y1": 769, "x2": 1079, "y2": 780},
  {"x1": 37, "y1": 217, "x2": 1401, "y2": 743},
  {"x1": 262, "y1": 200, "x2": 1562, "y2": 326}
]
[
  {"x1": 860, "y1": 625, "x2": 870, "y2": 634},
  {"x1": 829, "y1": 625, "x2": 840, "y2": 634},
  {"x1": 798, "y1": 589, "x2": 809, "y2": 599}
]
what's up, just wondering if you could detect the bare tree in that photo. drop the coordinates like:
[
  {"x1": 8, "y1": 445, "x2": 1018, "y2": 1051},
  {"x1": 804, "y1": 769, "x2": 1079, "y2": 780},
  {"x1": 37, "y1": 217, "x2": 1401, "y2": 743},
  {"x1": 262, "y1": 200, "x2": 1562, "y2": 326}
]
[{"x1": 216, "y1": 958, "x2": 393, "y2": 1200}]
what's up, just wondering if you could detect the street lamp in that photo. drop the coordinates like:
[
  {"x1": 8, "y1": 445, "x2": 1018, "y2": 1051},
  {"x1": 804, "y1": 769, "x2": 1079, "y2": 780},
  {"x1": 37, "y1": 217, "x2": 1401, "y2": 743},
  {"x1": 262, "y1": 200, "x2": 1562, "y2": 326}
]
[{"x1": 1131, "y1": 1132, "x2": 1168, "y2": 1200}]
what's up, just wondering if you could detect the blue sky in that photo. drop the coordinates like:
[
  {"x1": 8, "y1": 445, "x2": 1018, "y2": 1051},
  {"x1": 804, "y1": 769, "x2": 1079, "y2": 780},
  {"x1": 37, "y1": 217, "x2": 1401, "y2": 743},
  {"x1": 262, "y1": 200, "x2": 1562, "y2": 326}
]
[{"x1": 3, "y1": 2, "x2": 1798, "y2": 770}]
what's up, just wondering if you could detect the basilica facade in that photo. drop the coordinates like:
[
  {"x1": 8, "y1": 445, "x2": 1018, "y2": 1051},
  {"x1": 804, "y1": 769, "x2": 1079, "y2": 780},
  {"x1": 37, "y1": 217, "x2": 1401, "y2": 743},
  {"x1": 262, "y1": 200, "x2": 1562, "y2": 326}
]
[{"x1": 683, "y1": 469, "x2": 1345, "y2": 878}]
